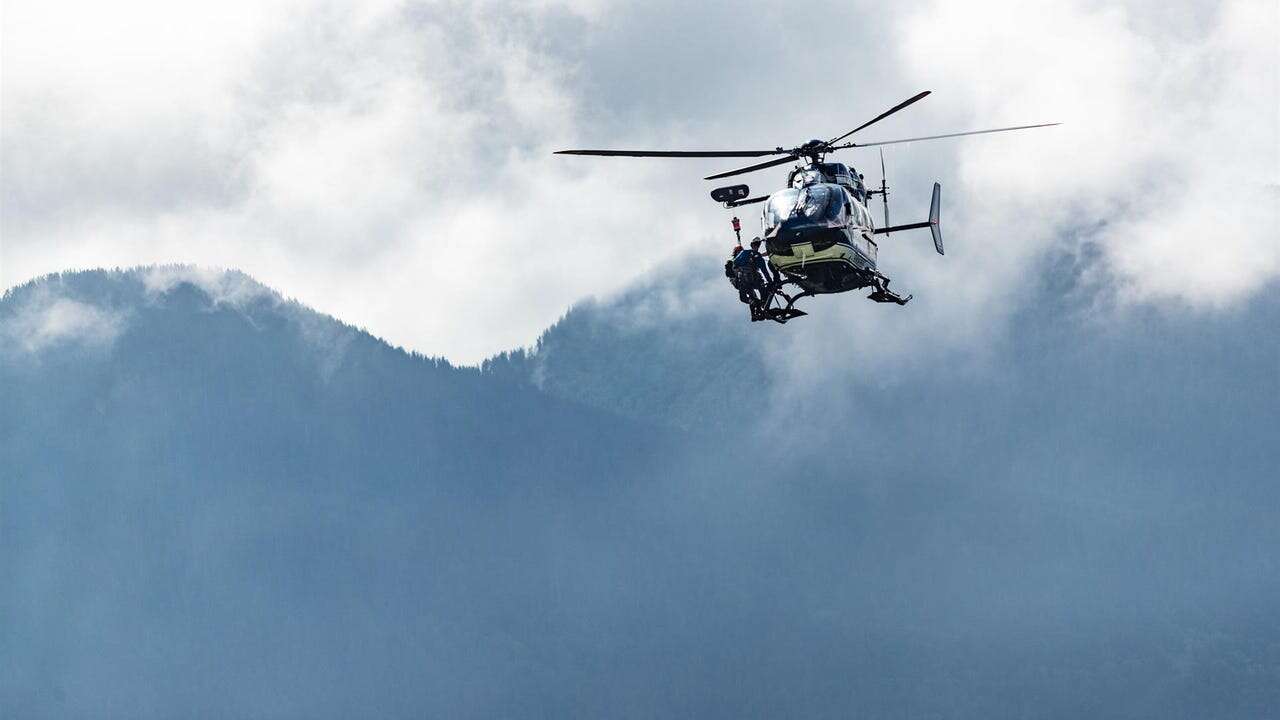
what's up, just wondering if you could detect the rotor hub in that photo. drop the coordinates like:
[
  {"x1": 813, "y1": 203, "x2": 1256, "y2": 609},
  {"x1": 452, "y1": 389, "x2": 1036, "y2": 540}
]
[{"x1": 791, "y1": 139, "x2": 830, "y2": 163}]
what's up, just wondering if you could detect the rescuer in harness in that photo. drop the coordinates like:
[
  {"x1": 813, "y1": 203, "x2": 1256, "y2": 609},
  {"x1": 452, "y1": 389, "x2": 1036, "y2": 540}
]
[{"x1": 725, "y1": 234, "x2": 775, "y2": 321}]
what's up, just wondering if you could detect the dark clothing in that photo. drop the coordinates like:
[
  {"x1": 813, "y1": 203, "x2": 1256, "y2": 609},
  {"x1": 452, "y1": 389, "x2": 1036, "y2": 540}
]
[
  {"x1": 733, "y1": 256, "x2": 763, "y2": 292},
  {"x1": 755, "y1": 251, "x2": 776, "y2": 286},
  {"x1": 734, "y1": 250, "x2": 771, "y2": 282},
  {"x1": 730, "y1": 249, "x2": 774, "y2": 321},
  {"x1": 736, "y1": 249, "x2": 776, "y2": 288}
]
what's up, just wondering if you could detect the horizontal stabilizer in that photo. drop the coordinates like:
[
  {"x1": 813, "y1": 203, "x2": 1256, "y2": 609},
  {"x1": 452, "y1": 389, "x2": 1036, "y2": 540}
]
[{"x1": 871, "y1": 182, "x2": 944, "y2": 255}]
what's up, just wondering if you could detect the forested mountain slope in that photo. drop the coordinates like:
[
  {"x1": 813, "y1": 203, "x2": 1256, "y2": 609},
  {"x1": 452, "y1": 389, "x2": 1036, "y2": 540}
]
[{"x1": 3, "y1": 266, "x2": 1278, "y2": 719}]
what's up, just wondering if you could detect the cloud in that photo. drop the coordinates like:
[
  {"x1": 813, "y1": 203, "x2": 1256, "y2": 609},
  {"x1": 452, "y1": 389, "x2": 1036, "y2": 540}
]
[
  {"x1": 2, "y1": 0, "x2": 709, "y2": 363},
  {"x1": 2, "y1": 285, "x2": 125, "y2": 353},
  {"x1": 753, "y1": 0, "x2": 1278, "y2": 390},
  {"x1": 2, "y1": 0, "x2": 1275, "y2": 365},
  {"x1": 140, "y1": 266, "x2": 275, "y2": 308},
  {"x1": 902, "y1": 0, "x2": 1278, "y2": 307}
]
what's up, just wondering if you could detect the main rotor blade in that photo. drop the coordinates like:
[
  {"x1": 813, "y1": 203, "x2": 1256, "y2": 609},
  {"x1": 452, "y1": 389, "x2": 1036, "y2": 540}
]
[
  {"x1": 555, "y1": 149, "x2": 785, "y2": 158},
  {"x1": 704, "y1": 154, "x2": 799, "y2": 180},
  {"x1": 827, "y1": 90, "x2": 931, "y2": 146},
  {"x1": 834, "y1": 122, "x2": 1061, "y2": 149}
]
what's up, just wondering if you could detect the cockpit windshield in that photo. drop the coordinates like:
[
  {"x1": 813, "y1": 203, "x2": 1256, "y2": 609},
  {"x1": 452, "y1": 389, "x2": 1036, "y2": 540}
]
[
  {"x1": 764, "y1": 188, "x2": 800, "y2": 231},
  {"x1": 791, "y1": 168, "x2": 825, "y2": 188},
  {"x1": 763, "y1": 184, "x2": 847, "y2": 232},
  {"x1": 798, "y1": 185, "x2": 834, "y2": 219}
]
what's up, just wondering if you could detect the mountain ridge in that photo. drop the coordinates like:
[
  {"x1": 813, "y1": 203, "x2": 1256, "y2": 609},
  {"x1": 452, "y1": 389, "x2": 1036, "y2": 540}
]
[{"x1": 3, "y1": 264, "x2": 1279, "y2": 719}]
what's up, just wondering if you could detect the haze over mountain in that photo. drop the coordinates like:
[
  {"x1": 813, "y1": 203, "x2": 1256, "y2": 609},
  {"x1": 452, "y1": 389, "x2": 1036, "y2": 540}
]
[{"x1": 3, "y1": 264, "x2": 1278, "y2": 718}]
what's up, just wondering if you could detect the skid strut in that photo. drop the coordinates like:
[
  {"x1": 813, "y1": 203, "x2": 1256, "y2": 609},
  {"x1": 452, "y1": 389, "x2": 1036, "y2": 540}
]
[
  {"x1": 750, "y1": 280, "x2": 812, "y2": 324},
  {"x1": 866, "y1": 273, "x2": 912, "y2": 305}
]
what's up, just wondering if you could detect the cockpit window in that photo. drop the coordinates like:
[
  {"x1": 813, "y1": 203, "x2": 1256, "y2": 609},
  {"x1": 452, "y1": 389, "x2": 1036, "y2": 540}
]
[
  {"x1": 764, "y1": 184, "x2": 848, "y2": 231},
  {"x1": 764, "y1": 188, "x2": 800, "y2": 230},
  {"x1": 791, "y1": 168, "x2": 825, "y2": 188},
  {"x1": 798, "y1": 185, "x2": 833, "y2": 220}
]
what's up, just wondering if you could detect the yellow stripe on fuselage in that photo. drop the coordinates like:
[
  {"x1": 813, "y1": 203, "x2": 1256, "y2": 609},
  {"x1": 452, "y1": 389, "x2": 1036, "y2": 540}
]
[{"x1": 770, "y1": 240, "x2": 871, "y2": 275}]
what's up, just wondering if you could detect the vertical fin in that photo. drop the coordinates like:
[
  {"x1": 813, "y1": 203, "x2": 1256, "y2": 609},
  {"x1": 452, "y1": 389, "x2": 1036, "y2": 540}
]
[{"x1": 929, "y1": 182, "x2": 943, "y2": 255}]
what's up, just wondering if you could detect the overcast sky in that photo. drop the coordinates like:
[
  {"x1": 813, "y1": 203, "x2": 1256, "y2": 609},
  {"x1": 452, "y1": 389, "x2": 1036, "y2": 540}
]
[{"x1": 3, "y1": 0, "x2": 1276, "y2": 364}]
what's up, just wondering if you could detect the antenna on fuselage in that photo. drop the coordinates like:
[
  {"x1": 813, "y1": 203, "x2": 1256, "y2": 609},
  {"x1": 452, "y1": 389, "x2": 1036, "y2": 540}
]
[{"x1": 879, "y1": 149, "x2": 890, "y2": 236}]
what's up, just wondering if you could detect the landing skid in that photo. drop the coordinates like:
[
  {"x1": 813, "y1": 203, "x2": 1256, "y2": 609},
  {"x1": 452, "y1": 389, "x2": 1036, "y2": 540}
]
[
  {"x1": 867, "y1": 289, "x2": 911, "y2": 304},
  {"x1": 752, "y1": 305, "x2": 807, "y2": 323},
  {"x1": 744, "y1": 271, "x2": 910, "y2": 323}
]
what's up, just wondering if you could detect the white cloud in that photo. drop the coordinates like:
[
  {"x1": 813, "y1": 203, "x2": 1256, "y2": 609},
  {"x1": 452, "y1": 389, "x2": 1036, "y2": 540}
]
[
  {"x1": 2, "y1": 0, "x2": 716, "y2": 363},
  {"x1": 2, "y1": 286, "x2": 125, "y2": 353},
  {"x1": 140, "y1": 266, "x2": 275, "y2": 308},
  {"x1": 758, "y1": 0, "x2": 1278, "y2": 390},
  {"x1": 900, "y1": 0, "x2": 1278, "y2": 308},
  {"x1": 2, "y1": 0, "x2": 1275, "y2": 366}
]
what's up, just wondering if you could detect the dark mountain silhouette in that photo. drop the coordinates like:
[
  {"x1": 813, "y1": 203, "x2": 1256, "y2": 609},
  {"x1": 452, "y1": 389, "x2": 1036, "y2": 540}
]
[
  {"x1": 3, "y1": 265, "x2": 1278, "y2": 719},
  {"x1": 482, "y1": 269, "x2": 767, "y2": 431}
]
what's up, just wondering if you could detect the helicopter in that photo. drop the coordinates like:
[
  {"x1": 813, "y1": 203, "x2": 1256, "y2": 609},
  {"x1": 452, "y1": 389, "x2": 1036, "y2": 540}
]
[{"x1": 556, "y1": 90, "x2": 1058, "y2": 322}]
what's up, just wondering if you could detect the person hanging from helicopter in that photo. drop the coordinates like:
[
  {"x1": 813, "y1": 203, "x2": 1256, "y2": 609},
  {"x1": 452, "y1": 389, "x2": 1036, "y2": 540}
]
[
  {"x1": 726, "y1": 244, "x2": 756, "y2": 308},
  {"x1": 725, "y1": 244, "x2": 759, "y2": 316},
  {"x1": 732, "y1": 241, "x2": 776, "y2": 321},
  {"x1": 748, "y1": 238, "x2": 777, "y2": 288},
  {"x1": 725, "y1": 244, "x2": 743, "y2": 287},
  {"x1": 725, "y1": 220, "x2": 755, "y2": 312}
]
